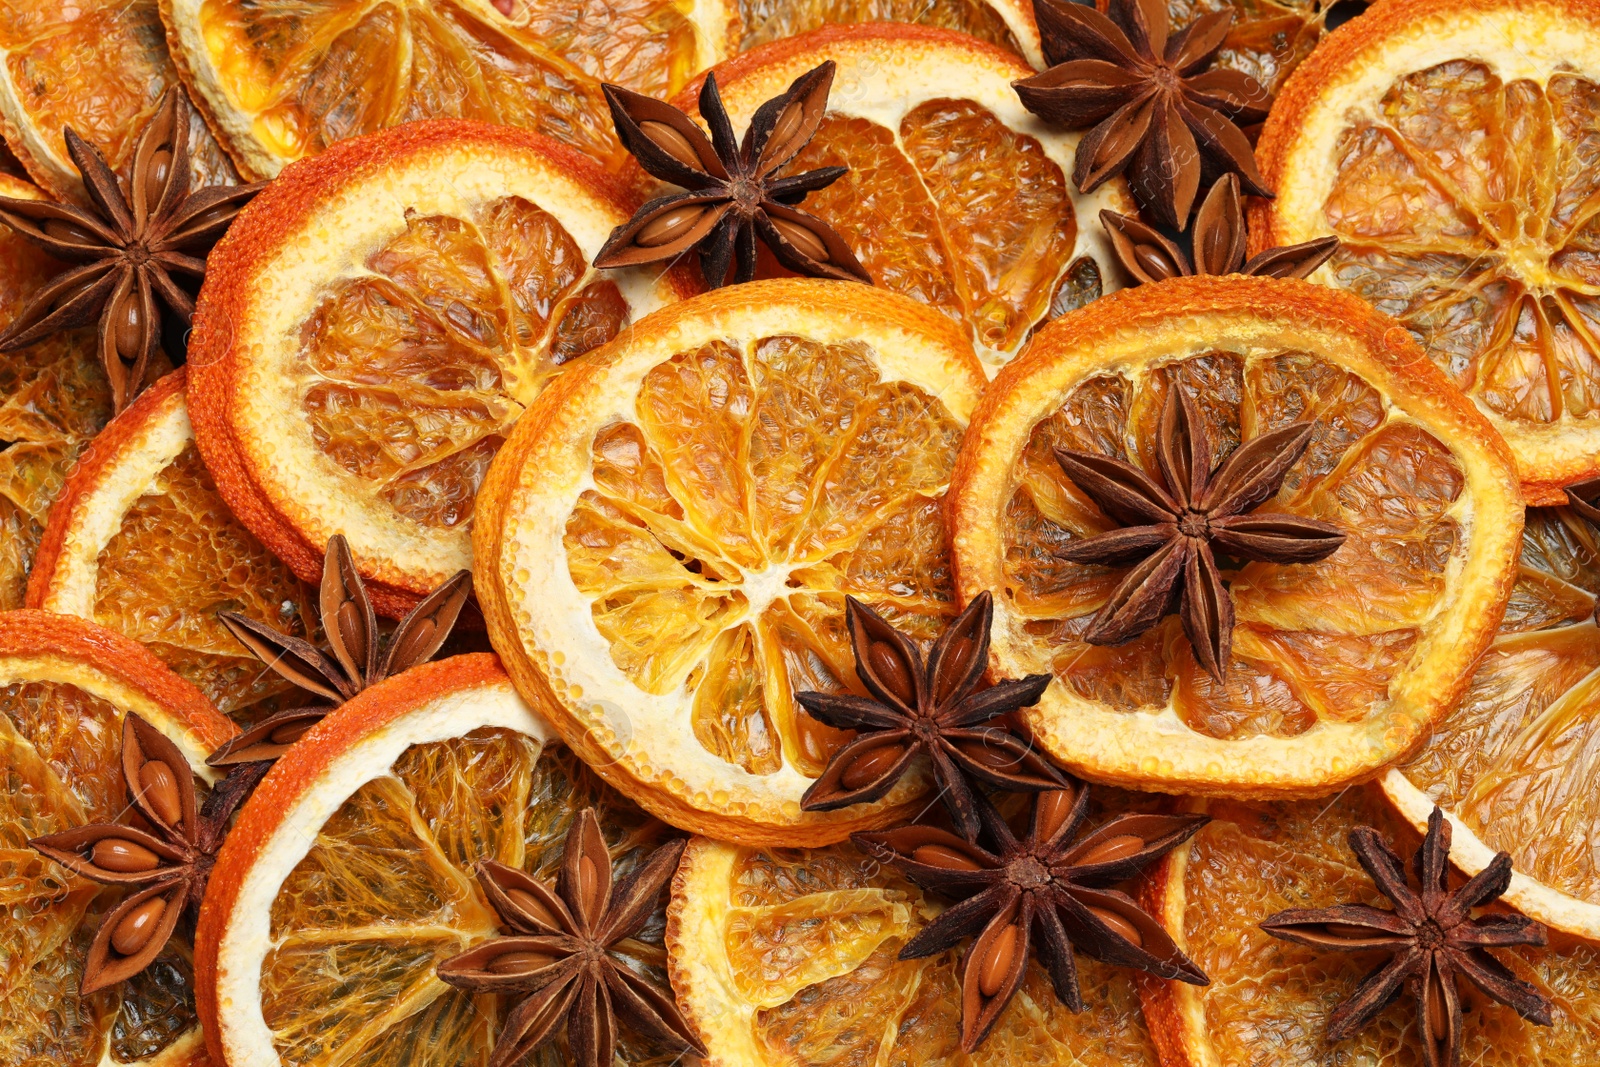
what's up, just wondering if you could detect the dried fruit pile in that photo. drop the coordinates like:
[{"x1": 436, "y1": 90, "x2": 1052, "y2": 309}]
[{"x1": 4, "y1": 1, "x2": 1600, "y2": 1067}]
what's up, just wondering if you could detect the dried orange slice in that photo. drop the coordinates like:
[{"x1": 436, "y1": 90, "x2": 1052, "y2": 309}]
[
  {"x1": 195, "y1": 652, "x2": 684, "y2": 1066},
  {"x1": 187, "y1": 120, "x2": 692, "y2": 617},
  {"x1": 0, "y1": 0, "x2": 237, "y2": 198},
  {"x1": 0, "y1": 173, "x2": 115, "y2": 609},
  {"x1": 475, "y1": 279, "x2": 987, "y2": 845},
  {"x1": 160, "y1": 0, "x2": 738, "y2": 180},
  {"x1": 667, "y1": 789, "x2": 1171, "y2": 1065},
  {"x1": 1381, "y1": 505, "x2": 1600, "y2": 940},
  {"x1": 1255, "y1": 0, "x2": 1600, "y2": 500},
  {"x1": 0, "y1": 610, "x2": 235, "y2": 1067},
  {"x1": 1139, "y1": 787, "x2": 1600, "y2": 1066},
  {"x1": 691, "y1": 24, "x2": 1134, "y2": 371},
  {"x1": 27, "y1": 368, "x2": 314, "y2": 720},
  {"x1": 948, "y1": 275, "x2": 1524, "y2": 797},
  {"x1": 736, "y1": 0, "x2": 1041, "y2": 65}
]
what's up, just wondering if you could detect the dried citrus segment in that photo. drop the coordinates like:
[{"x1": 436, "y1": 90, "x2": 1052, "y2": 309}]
[
  {"x1": 669, "y1": 805, "x2": 1165, "y2": 1065},
  {"x1": 949, "y1": 276, "x2": 1523, "y2": 796},
  {"x1": 687, "y1": 24, "x2": 1132, "y2": 370},
  {"x1": 188, "y1": 121, "x2": 690, "y2": 616},
  {"x1": 196, "y1": 654, "x2": 685, "y2": 1067},
  {"x1": 0, "y1": 611, "x2": 234, "y2": 1067},
  {"x1": 476, "y1": 280, "x2": 987, "y2": 844},
  {"x1": 735, "y1": 0, "x2": 1038, "y2": 63},
  {"x1": 161, "y1": 0, "x2": 737, "y2": 180},
  {"x1": 1256, "y1": 0, "x2": 1600, "y2": 499},
  {"x1": 28, "y1": 369, "x2": 313, "y2": 720},
  {"x1": 1141, "y1": 787, "x2": 1600, "y2": 1066}
]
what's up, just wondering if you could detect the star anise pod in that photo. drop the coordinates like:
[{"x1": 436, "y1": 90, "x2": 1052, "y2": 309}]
[
  {"x1": 0, "y1": 89, "x2": 262, "y2": 411},
  {"x1": 1053, "y1": 386, "x2": 1345, "y2": 678},
  {"x1": 1102, "y1": 175, "x2": 1339, "y2": 285},
  {"x1": 798, "y1": 591, "x2": 1060, "y2": 841},
  {"x1": 29, "y1": 714, "x2": 262, "y2": 992},
  {"x1": 595, "y1": 62, "x2": 872, "y2": 289},
  {"x1": 208, "y1": 534, "x2": 471, "y2": 766},
  {"x1": 436, "y1": 809, "x2": 704, "y2": 1067},
  {"x1": 854, "y1": 784, "x2": 1207, "y2": 1051},
  {"x1": 1015, "y1": 0, "x2": 1273, "y2": 229},
  {"x1": 1260, "y1": 808, "x2": 1552, "y2": 1067},
  {"x1": 1563, "y1": 478, "x2": 1600, "y2": 623}
]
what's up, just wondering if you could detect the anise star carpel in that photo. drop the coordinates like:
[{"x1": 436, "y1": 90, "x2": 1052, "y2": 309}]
[
  {"x1": 1054, "y1": 386, "x2": 1345, "y2": 678},
  {"x1": 797, "y1": 591, "x2": 1060, "y2": 842},
  {"x1": 1260, "y1": 808, "x2": 1553, "y2": 1067},
  {"x1": 595, "y1": 62, "x2": 872, "y2": 289},
  {"x1": 1015, "y1": 0, "x2": 1273, "y2": 229},
  {"x1": 0, "y1": 88, "x2": 262, "y2": 411},
  {"x1": 854, "y1": 784, "x2": 1208, "y2": 1052},
  {"x1": 208, "y1": 533, "x2": 471, "y2": 767},
  {"x1": 30, "y1": 714, "x2": 260, "y2": 992},
  {"x1": 1102, "y1": 174, "x2": 1339, "y2": 285},
  {"x1": 436, "y1": 810, "x2": 704, "y2": 1067}
]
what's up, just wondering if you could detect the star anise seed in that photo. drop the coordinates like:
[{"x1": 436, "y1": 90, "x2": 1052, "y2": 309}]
[
  {"x1": 1103, "y1": 175, "x2": 1339, "y2": 285},
  {"x1": 596, "y1": 62, "x2": 872, "y2": 289},
  {"x1": 208, "y1": 533, "x2": 471, "y2": 767},
  {"x1": 1053, "y1": 385, "x2": 1344, "y2": 678},
  {"x1": 29, "y1": 714, "x2": 264, "y2": 992},
  {"x1": 1260, "y1": 808, "x2": 1552, "y2": 1067},
  {"x1": 854, "y1": 784, "x2": 1208, "y2": 1051},
  {"x1": 0, "y1": 89, "x2": 262, "y2": 411},
  {"x1": 436, "y1": 809, "x2": 704, "y2": 1067},
  {"x1": 1015, "y1": 0, "x2": 1273, "y2": 229},
  {"x1": 798, "y1": 591, "x2": 1060, "y2": 841}
]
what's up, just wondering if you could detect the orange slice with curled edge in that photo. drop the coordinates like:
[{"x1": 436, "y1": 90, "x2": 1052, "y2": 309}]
[
  {"x1": 27, "y1": 368, "x2": 314, "y2": 722},
  {"x1": 1139, "y1": 787, "x2": 1600, "y2": 1066},
  {"x1": 948, "y1": 275, "x2": 1524, "y2": 797},
  {"x1": 735, "y1": 0, "x2": 1042, "y2": 65},
  {"x1": 187, "y1": 120, "x2": 694, "y2": 618},
  {"x1": 474, "y1": 279, "x2": 988, "y2": 845},
  {"x1": 195, "y1": 652, "x2": 686, "y2": 1067},
  {"x1": 159, "y1": 0, "x2": 739, "y2": 180},
  {"x1": 687, "y1": 23, "x2": 1135, "y2": 372},
  {"x1": 1255, "y1": 0, "x2": 1600, "y2": 500},
  {"x1": 0, "y1": 610, "x2": 235, "y2": 1067}
]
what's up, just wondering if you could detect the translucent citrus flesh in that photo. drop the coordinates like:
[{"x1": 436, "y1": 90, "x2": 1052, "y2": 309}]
[
  {"x1": 1179, "y1": 788, "x2": 1600, "y2": 1064},
  {"x1": 779, "y1": 104, "x2": 1089, "y2": 356},
  {"x1": 1322, "y1": 63, "x2": 1600, "y2": 426},
  {"x1": 193, "y1": 0, "x2": 702, "y2": 171},
  {"x1": 259, "y1": 732, "x2": 684, "y2": 1067},
  {"x1": 1000, "y1": 349, "x2": 1465, "y2": 740},
  {"x1": 296, "y1": 195, "x2": 625, "y2": 532},
  {"x1": 735, "y1": 0, "x2": 1020, "y2": 53},
  {"x1": 561, "y1": 336, "x2": 965, "y2": 778},
  {"x1": 0, "y1": 679, "x2": 202, "y2": 1065},
  {"x1": 90, "y1": 443, "x2": 314, "y2": 718},
  {"x1": 1399, "y1": 508, "x2": 1600, "y2": 905},
  {"x1": 0, "y1": 0, "x2": 236, "y2": 185},
  {"x1": 1156, "y1": 0, "x2": 1324, "y2": 96},
  {"x1": 701, "y1": 790, "x2": 1164, "y2": 1065}
]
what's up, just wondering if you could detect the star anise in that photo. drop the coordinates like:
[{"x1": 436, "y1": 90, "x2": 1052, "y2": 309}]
[
  {"x1": 436, "y1": 810, "x2": 704, "y2": 1067},
  {"x1": 595, "y1": 62, "x2": 872, "y2": 289},
  {"x1": 1260, "y1": 808, "x2": 1552, "y2": 1067},
  {"x1": 798, "y1": 591, "x2": 1060, "y2": 841},
  {"x1": 1563, "y1": 478, "x2": 1600, "y2": 624},
  {"x1": 1053, "y1": 386, "x2": 1345, "y2": 678},
  {"x1": 0, "y1": 89, "x2": 262, "y2": 411},
  {"x1": 30, "y1": 714, "x2": 261, "y2": 992},
  {"x1": 208, "y1": 534, "x2": 471, "y2": 766},
  {"x1": 1015, "y1": 0, "x2": 1273, "y2": 229},
  {"x1": 854, "y1": 784, "x2": 1207, "y2": 1051},
  {"x1": 1102, "y1": 175, "x2": 1339, "y2": 285}
]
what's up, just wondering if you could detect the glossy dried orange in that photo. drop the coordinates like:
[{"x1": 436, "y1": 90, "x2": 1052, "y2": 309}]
[
  {"x1": 1256, "y1": 0, "x2": 1600, "y2": 500},
  {"x1": 949, "y1": 276, "x2": 1524, "y2": 797},
  {"x1": 736, "y1": 0, "x2": 1041, "y2": 64}
]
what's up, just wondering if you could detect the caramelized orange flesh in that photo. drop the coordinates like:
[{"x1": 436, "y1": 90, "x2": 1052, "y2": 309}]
[
  {"x1": 562, "y1": 337, "x2": 965, "y2": 777},
  {"x1": 736, "y1": 0, "x2": 1021, "y2": 53},
  {"x1": 1179, "y1": 789, "x2": 1600, "y2": 1064},
  {"x1": 999, "y1": 349, "x2": 1464, "y2": 740},
  {"x1": 260, "y1": 734, "x2": 680, "y2": 1066}
]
